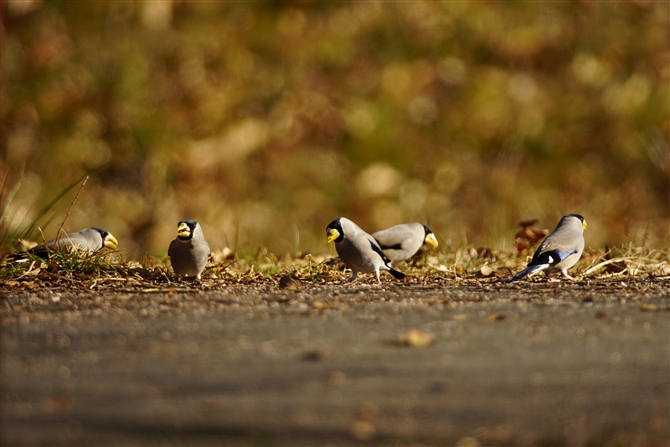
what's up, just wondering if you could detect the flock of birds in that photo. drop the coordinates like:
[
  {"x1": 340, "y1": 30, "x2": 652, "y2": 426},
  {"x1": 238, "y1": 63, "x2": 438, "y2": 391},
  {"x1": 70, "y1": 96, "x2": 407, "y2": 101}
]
[{"x1": 6, "y1": 214, "x2": 587, "y2": 284}]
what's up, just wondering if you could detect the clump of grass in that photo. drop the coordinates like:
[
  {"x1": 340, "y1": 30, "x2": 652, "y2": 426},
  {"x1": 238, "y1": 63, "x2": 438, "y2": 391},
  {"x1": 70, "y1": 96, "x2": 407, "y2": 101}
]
[
  {"x1": 3, "y1": 248, "x2": 123, "y2": 279},
  {"x1": 47, "y1": 248, "x2": 122, "y2": 277},
  {"x1": 0, "y1": 262, "x2": 27, "y2": 280}
]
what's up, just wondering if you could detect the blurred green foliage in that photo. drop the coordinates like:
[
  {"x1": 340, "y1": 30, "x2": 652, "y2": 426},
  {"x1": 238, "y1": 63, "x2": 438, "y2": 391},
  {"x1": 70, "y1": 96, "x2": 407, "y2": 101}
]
[{"x1": 2, "y1": 1, "x2": 668, "y2": 259}]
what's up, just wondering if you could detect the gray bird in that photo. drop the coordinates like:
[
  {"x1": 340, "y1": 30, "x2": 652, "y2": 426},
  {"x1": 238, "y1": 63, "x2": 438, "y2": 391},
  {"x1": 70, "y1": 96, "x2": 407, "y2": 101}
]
[
  {"x1": 168, "y1": 220, "x2": 210, "y2": 280},
  {"x1": 372, "y1": 222, "x2": 439, "y2": 265},
  {"x1": 7, "y1": 227, "x2": 118, "y2": 262},
  {"x1": 507, "y1": 214, "x2": 587, "y2": 282},
  {"x1": 326, "y1": 217, "x2": 405, "y2": 284}
]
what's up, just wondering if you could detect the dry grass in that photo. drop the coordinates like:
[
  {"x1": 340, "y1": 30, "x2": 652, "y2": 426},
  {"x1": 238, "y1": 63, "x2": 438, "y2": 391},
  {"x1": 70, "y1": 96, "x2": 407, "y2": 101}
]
[{"x1": 2, "y1": 243, "x2": 668, "y2": 290}]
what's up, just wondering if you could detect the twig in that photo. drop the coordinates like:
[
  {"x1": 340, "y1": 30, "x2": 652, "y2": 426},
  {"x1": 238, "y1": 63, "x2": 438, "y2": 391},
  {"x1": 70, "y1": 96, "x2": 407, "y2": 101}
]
[
  {"x1": 37, "y1": 227, "x2": 47, "y2": 244},
  {"x1": 581, "y1": 256, "x2": 634, "y2": 276},
  {"x1": 54, "y1": 175, "x2": 89, "y2": 249}
]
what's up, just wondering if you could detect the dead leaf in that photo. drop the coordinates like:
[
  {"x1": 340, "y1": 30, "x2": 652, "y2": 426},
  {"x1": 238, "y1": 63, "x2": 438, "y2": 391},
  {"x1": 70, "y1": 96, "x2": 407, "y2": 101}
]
[
  {"x1": 41, "y1": 394, "x2": 74, "y2": 412},
  {"x1": 515, "y1": 238, "x2": 528, "y2": 253},
  {"x1": 328, "y1": 371, "x2": 347, "y2": 385},
  {"x1": 350, "y1": 420, "x2": 376, "y2": 441},
  {"x1": 640, "y1": 303, "x2": 661, "y2": 312},
  {"x1": 530, "y1": 228, "x2": 548, "y2": 241},
  {"x1": 396, "y1": 329, "x2": 434, "y2": 347},
  {"x1": 477, "y1": 265, "x2": 495, "y2": 278}
]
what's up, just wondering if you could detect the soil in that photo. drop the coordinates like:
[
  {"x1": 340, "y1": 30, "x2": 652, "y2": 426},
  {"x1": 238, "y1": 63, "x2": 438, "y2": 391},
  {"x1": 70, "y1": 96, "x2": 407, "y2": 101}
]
[{"x1": 2, "y1": 276, "x2": 669, "y2": 446}]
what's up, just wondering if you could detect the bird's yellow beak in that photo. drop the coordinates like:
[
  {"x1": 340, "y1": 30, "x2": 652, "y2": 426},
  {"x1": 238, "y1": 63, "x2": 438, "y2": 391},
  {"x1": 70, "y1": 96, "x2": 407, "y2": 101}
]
[
  {"x1": 583, "y1": 220, "x2": 588, "y2": 231},
  {"x1": 104, "y1": 233, "x2": 119, "y2": 249},
  {"x1": 326, "y1": 228, "x2": 340, "y2": 243},
  {"x1": 177, "y1": 222, "x2": 191, "y2": 238},
  {"x1": 425, "y1": 233, "x2": 439, "y2": 248}
]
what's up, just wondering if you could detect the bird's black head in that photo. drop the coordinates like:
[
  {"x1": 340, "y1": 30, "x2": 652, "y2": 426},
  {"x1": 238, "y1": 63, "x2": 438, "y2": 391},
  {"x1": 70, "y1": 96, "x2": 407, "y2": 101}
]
[
  {"x1": 326, "y1": 218, "x2": 344, "y2": 243},
  {"x1": 566, "y1": 214, "x2": 584, "y2": 222},
  {"x1": 92, "y1": 228, "x2": 109, "y2": 239},
  {"x1": 177, "y1": 220, "x2": 198, "y2": 240},
  {"x1": 92, "y1": 227, "x2": 119, "y2": 249},
  {"x1": 423, "y1": 225, "x2": 433, "y2": 236}
]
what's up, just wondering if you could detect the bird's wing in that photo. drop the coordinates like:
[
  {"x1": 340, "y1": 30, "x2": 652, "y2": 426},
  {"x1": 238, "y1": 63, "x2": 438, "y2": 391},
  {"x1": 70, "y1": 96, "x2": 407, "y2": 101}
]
[
  {"x1": 367, "y1": 238, "x2": 392, "y2": 265},
  {"x1": 529, "y1": 247, "x2": 579, "y2": 267},
  {"x1": 373, "y1": 226, "x2": 415, "y2": 249}
]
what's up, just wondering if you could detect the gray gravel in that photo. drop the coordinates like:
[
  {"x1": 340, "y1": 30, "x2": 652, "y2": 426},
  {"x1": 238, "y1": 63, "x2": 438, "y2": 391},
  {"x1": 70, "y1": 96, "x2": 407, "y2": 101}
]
[{"x1": 2, "y1": 278, "x2": 669, "y2": 446}]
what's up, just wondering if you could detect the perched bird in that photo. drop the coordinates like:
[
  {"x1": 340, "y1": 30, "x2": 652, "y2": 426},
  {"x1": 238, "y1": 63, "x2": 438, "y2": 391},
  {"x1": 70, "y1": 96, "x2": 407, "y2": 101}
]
[
  {"x1": 326, "y1": 217, "x2": 405, "y2": 284},
  {"x1": 507, "y1": 214, "x2": 587, "y2": 283},
  {"x1": 7, "y1": 228, "x2": 118, "y2": 262},
  {"x1": 372, "y1": 222, "x2": 439, "y2": 265},
  {"x1": 168, "y1": 220, "x2": 210, "y2": 280}
]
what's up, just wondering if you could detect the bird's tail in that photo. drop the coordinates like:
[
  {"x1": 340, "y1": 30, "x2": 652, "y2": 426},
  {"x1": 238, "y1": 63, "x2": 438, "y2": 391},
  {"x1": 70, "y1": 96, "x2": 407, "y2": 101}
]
[
  {"x1": 387, "y1": 267, "x2": 406, "y2": 280},
  {"x1": 5, "y1": 252, "x2": 30, "y2": 263},
  {"x1": 506, "y1": 265, "x2": 542, "y2": 283}
]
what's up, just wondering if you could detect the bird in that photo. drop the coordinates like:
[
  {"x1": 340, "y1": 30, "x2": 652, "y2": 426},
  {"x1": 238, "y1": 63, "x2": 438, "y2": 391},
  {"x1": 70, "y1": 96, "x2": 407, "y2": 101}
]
[
  {"x1": 326, "y1": 217, "x2": 405, "y2": 284},
  {"x1": 6, "y1": 227, "x2": 118, "y2": 262},
  {"x1": 168, "y1": 220, "x2": 210, "y2": 280},
  {"x1": 372, "y1": 222, "x2": 439, "y2": 265},
  {"x1": 506, "y1": 214, "x2": 587, "y2": 283}
]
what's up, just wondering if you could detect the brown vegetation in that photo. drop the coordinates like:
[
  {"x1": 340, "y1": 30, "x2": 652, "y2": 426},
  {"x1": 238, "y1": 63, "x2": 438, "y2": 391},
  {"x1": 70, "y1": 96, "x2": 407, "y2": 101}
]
[{"x1": 2, "y1": 2, "x2": 669, "y2": 260}]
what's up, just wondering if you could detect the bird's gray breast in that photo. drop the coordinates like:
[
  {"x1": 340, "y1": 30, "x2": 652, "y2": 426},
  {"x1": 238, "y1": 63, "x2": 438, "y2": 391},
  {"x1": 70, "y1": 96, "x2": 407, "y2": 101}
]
[
  {"x1": 336, "y1": 237, "x2": 379, "y2": 273},
  {"x1": 169, "y1": 239, "x2": 206, "y2": 276}
]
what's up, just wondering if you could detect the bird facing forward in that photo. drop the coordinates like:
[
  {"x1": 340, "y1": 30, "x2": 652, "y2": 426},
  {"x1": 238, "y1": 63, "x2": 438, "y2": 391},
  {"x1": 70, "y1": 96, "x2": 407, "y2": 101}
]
[
  {"x1": 168, "y1": 220, "x2": 211, "y2": 280},
  {"x1": 7, "y1": 227, "x2": 118, "y2": 262},
  {"x1": 507, "y1": 214, "x2": 587, "y2": 282},
  {"x1": 326, "y1": 217, "x2": 405, "y2": 284},
  {"x1": 372, "y1": 222, "x2": 438, "y2": 265}
]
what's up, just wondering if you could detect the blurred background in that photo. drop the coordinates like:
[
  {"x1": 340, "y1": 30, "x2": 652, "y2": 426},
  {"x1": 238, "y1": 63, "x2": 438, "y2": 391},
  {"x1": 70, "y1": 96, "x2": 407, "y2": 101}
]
[{"x1": 2, "y1": 1, "x2": 668, "y2": 260}]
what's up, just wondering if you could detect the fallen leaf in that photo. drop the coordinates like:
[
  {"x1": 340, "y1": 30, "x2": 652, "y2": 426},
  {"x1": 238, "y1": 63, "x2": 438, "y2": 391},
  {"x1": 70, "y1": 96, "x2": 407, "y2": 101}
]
[
  {"x1": 328, "y1": 371, "x2": 348, "y2": 385},
  {"x1": 41, "y1": 394, "x2": 74, "y2": 412},
  {"x1": 397, "y1": 329, "x2": 434, "y2": 347},
  {"x1": 301, "y1": 350, "x2": 324, "y2": 361},
  {"x1": 350, "y1": 420, "x2": 376, "y2": 441},
  {"x1": 640, "y1": 303, "x2": 661, "y2": 312},
  {"x1": 477, "y1": 265, "x2": 495, "y2": 278}
]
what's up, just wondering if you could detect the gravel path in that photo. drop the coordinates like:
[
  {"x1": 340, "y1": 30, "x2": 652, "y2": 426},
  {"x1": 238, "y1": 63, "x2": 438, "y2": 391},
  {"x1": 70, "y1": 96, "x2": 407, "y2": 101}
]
[{"x1": 2, "y1": 278, "x2": 669, "y2": 446}]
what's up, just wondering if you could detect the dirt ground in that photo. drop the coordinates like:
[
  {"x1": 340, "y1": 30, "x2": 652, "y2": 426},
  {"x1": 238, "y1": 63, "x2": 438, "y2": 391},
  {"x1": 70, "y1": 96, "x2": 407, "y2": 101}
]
[{"x1": 2, "y1": 276, "x2": 669, "y2": 446}]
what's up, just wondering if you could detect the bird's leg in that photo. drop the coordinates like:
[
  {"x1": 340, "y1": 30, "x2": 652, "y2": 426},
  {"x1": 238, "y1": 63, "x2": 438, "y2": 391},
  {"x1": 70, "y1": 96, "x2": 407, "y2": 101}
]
[
  {"x1": 374, "y1": 270, "x2": 382, "y2": 285},
  {"x1": 561, "y1": 270, "x2": 577, "y2": 281},
  {"x1": 349, "y1": 271, "x2": 358, "y2": 282}
]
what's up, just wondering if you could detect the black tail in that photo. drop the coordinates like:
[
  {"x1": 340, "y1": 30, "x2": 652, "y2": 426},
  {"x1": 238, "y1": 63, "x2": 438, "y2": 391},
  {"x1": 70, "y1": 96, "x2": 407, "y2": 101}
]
[
  {"x1": 388, "y1": 267, "x2": 406, "y2": 280},
  {"x1": 506, "y1": 265, "x2": 541, "y2": 283},
  {"x1": 5, "y1": 252, "x2": 30, "y2": 263}
]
